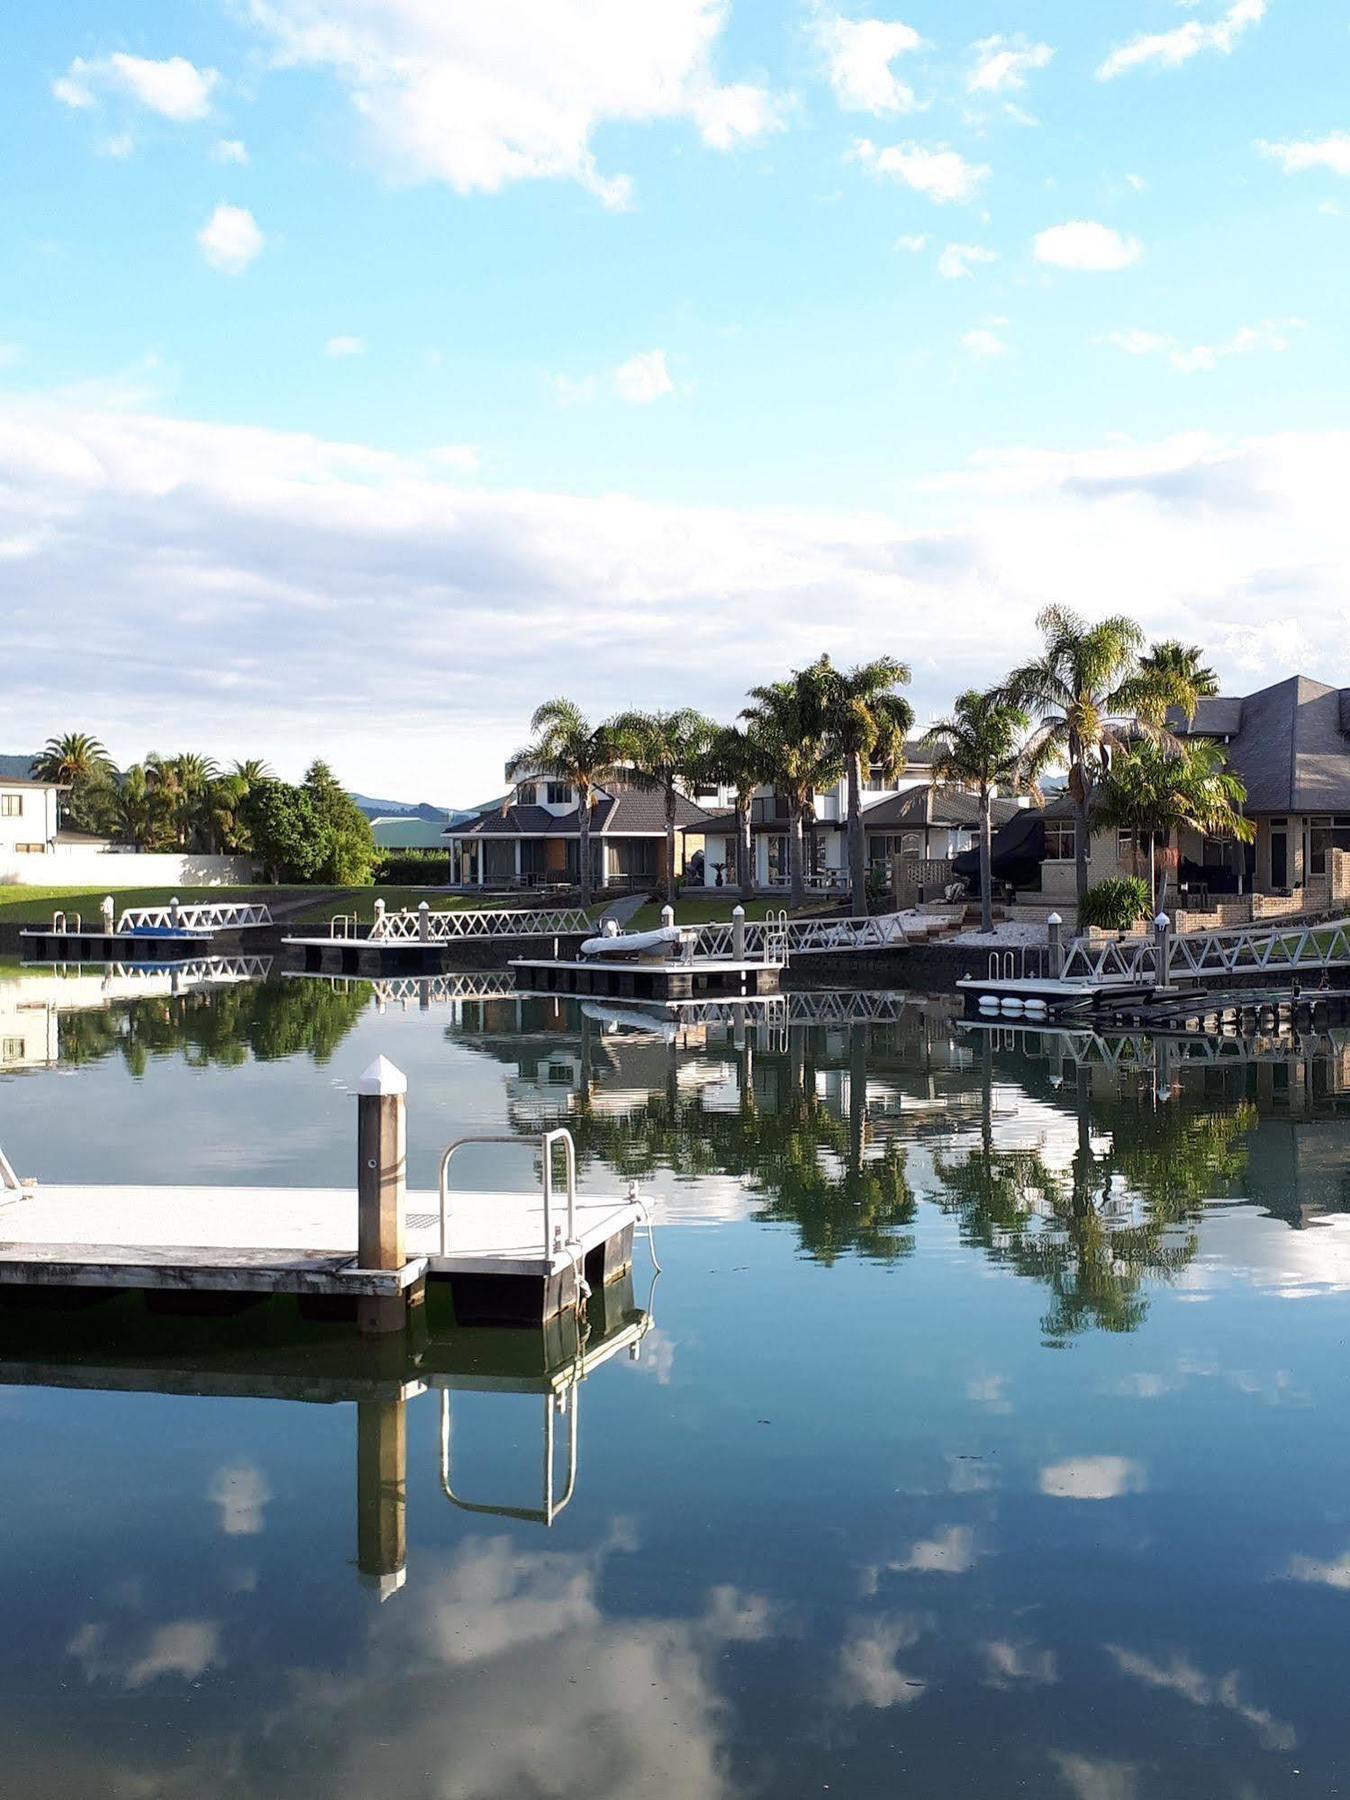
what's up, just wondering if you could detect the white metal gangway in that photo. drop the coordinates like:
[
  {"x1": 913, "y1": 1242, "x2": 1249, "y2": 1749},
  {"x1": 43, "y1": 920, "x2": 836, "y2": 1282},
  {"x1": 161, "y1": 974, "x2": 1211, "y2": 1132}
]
[
  {"x1": 115, "y1": 901, "x2": 274, "y2": 933},
  {"x1": 365, "y1": 903, "x2": 590, "y2": 943},
  {"x1": 692, "y1": 909, "x2": 942, "y2": 959},
  {"x1": 1060, "y1": 916, "x2": 1350, "y2": 985}
]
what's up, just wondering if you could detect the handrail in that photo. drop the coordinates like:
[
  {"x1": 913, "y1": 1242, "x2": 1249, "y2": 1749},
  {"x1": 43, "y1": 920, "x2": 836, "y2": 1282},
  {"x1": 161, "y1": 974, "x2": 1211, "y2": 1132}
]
[
  {"x1": 438, "y1": 1388, "x2": 578, "y2": 1525},
  {"x1": 50, "y1": 911, "x2": 81, "y2": 934},
  {"x1": 436, "y1": 1128, "x2": 578, "y2": 1259}
]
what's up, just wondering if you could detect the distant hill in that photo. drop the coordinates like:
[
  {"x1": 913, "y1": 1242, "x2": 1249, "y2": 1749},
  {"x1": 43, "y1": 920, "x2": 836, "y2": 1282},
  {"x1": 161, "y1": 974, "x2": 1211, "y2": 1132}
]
[{"x1": 349, "y1": 794, "x2": 457, "y2": 823}]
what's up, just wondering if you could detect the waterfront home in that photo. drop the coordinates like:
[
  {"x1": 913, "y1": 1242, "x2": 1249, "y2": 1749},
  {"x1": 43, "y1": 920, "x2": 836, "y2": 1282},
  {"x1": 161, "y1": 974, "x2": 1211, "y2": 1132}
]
[
  {"x1": 1036, "y1": 675, "x2": 1350, "y2": 913},
  {"x1": 686, "y1": 742, "x2": 1002, "y2": 891},
  {"x1": 0, "y1": 775, "x2": 66, "y2": 876},
  {"x1": 444, "y1": 776, "x2": 713, "y2": 890}
]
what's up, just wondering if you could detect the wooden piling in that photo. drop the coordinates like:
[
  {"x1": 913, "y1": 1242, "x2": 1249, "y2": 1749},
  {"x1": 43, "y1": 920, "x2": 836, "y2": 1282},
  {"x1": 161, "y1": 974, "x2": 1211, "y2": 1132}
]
[{"x1": 356, "y1": 1055, "x2": 408, "y2": 1336}]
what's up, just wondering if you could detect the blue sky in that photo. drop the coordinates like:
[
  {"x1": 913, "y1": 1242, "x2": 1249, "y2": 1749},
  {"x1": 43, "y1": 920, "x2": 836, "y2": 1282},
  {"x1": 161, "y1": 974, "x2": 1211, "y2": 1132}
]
[{"x1": 2, "y1": 1, "x2": 1348, "y2": 800}]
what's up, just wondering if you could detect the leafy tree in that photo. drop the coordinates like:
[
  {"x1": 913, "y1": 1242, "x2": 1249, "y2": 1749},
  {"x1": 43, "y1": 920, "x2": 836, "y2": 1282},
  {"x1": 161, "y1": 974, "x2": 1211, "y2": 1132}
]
[
  {"x1": 741, "y1": 672, "x2": 842, "y2": 908},
  {"x1": 116, "y1": 764, "x2": 155, "y2": 849},
  {"x1": 31, "y1": 732, "x2": 119, "y2": 836},
  {"x1": 505, "y1": 699, "x2": 627, "y2": 907},
  {"x1": 304, "y1": 759, "x2": 376, "y2": 884},
  {"x1": 145, "y1": 752, "x2": 221, "y2": 849},
  {"x1": 609, "y1": 708, "x2": 716, "y2": 902},
  {"x1": 812, "y1": 655, "x2": 914, "y2": 916},
  {"x1": 923, "y1": 688, "x2": 1036, "y2": 932},
  {"x1": 1139, "y1": 640, "x2": 1219, "y2": 712},
  {"x1": 245, "y1": 780, "x2": 327, "y2": 882},
  {"x1": 1001, "y1": 608, "x2": 1200, "y2": 904},
  {"x1": 1091, "y1": 737, "x2": 1252, "y2": 908}
]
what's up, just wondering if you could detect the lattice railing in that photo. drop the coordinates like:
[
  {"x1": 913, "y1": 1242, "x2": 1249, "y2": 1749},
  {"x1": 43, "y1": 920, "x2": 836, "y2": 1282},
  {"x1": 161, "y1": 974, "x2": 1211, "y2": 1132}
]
[
  {"x1": 694, "y1": 911, "x2": 918, "y2": 958},
  {"x1": 1060, "y1": 917, "x2": 1350, "y2": 983},
  {"x1": 116, "y1": 902, "x2": 274, "y2": 932},
  {"x1": 370, "y1": 905, "x2": 591, "y2": 941}
]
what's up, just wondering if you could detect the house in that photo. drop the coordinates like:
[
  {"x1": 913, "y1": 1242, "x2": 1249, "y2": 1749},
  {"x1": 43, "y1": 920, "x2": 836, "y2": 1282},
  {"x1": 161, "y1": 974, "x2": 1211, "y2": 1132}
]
[
  {"x1": 1037, "y1": 675, "x2": 1350, "y2": 910},
  {"x1": 0, "y1": 776, "x2": 64, "y2": 863},
  {"x1": 445, "y1": 775, "x2": 713, "y2": 890},
  {"x1": 687, "y1": 743, "x2": 1006, "y2": 891}
]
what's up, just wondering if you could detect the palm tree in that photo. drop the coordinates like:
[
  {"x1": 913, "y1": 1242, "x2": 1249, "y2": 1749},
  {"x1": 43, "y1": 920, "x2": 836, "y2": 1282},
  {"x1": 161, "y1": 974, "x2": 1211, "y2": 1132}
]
[
  {"x1": 923, "y1": 689, "x2": 1038, "y2": 933},
  {"x1": 145, "y1": 752, "x2": 220, "y2": 849},
  {"x1": 1091, "y1": 737, "x2": 1253, "y2": 910},
  {"x1": 117, "y1": 764, "x2": 154, "y2": 850},
  {"x1": 696, "y1": 723, "x2": 773, "y2": 903},
  {"x1": 1002, "y1": 607, "x2": 1192, "y2": 905},
  {"x1": 609, "y1": 708, "x2": 716, "y2": 903},
  {"x1": 741, "y1": 674, "x2": 842, "y2": 909},
  {"x1": 31, "y1": 731, "x2": 114, "y2": 786},
  {"x1": 1139, "y1": 641, "x2": 1219, "y2": 715},
  {"x1": 812, "y1": 655, "x2": 914, "y2": 916},
  {"x1": 231, "y1": 757, "x2": 276, "y2": 783},
  {"x1": 505, "y1": 700, "x2": 626, "y2": 908}
]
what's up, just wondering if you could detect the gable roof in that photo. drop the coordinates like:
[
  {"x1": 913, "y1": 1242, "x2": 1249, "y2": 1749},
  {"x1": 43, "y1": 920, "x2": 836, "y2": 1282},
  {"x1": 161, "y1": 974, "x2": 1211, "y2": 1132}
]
[
  {"x1": 860, "y1": 786, "x2": 1023, "y2": 831},
  {"x1": 450, "y1": 789, "x2": 713, "y2": 839},
  {"x1": 1172, "y1": 675, "x2": 1350, "y2": 814}
]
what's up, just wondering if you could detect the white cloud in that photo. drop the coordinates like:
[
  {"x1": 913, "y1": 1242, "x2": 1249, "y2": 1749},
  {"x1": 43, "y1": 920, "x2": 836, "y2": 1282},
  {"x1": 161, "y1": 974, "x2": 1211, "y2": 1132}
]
[
  {"x1": 1287, "y1": 1548, "x2": 1350, "y2": 1590},
  {"x1": 1104, "y1": 317, "x2": 1302, "y2": 372},
  {"x1": 197, "y1": 204, "x2": 265, "y2": 274},
  {"x1": 613, "y1": 349, "x2": 676, "y2": 404},
  {"x1": 5, "y1": 397, "x2": 1350, "y2": 802},
  {"x1": 53, "y1": 53, "x2": 219, "y2": 122},
  {"x1": 1039, "y1": 1456, "x2": 1145, "y2": 1500},
  {"x1": 896, "y1": 232, "x2": 928, "y2": 252},
  {"x1": 938, "y1": 242, "x2": 997, "y2": 280},
  {"x1": 967, "y1": 34, "x2": 1053, "y2": 95},
  {"x1": 1051, "y1": 1751, "x2": 1139, "y2": 1800},
  {"x1": 961, "y1": 326, "x2": 1007, "y2": 359},
  {"x1": 1104, "y1": 1644, "x2": 1295, "y2": 1751},
  {"x1": 1035, "y1": 220, "x2": 1142, "y2": 271},
  {"x1": 208, "y1": 1463, "x2": 272, "y2": 1535},
  {"x1": 325, "y1": 335, "x2": 366, "y2": 358},
  {"x1": 853, "y1": 139, "x2": 989, "y2": 204},
  {"x1": 243, "y1": 0, "x2": 783, "y2": 206},
  {"x1": 98, "y1": 131, "x2": 136, "y2": 160},
  {"x1": 1098, "y1": 0, "x2": 1266, "y2": 80},
  {"x1": 900, "y1": 1524, "x2": 977, "y2": 1573},
  {"x1": 836, "y1": 1615, "x2": 927, "y2": 1707},
  {"x1": 1258, "y1": 131, "x2": 1350, "y2": 178},
  {"x1": 68, "y1": 1618, "x2": 222, "y2": 1689},
  {"x1": 983, "y1": 1639, "x2": 1058, "y2": 1687},
  {"x1": 816, "y1": 13, "x2": 923, "y2": 115},
  {"x1": 213, "y1": 137, "x2": 250, "y2": 165}
]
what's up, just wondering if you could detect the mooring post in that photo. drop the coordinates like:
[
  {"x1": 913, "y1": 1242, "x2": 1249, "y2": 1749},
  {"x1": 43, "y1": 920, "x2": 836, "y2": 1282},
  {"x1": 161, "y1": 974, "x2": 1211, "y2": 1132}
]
[
  {"x1": 732, "y1": 903, "x2": 746, "y2": 962},
  {"x1": 418, "y1": 900, "x2": 431, "y2": 945},
  {"x1": 101, "y1": 895, "x2": 115, "y2": 936},
  {"x1": 661, "y1": 904, "x2": 675, "y2": 930},
  {"x1": 1047, "y1": 912, "x2": 1063, "y2": 979},
  {"x1": 169, "y1": 895, "x2": 181, "y2": 930},
  {"x1": 356, "y1": 1395, "x2": 407, "y2": 1600},
  {"x1": 1153, "y1": 911, "x2": 1174, "y2": 993},
  {"x1": 356, "y1": 1055, "x2": 408, "y2": 1335},
  {"x1": 373, "y1": 897, "x2": 386, "y2": 936}
]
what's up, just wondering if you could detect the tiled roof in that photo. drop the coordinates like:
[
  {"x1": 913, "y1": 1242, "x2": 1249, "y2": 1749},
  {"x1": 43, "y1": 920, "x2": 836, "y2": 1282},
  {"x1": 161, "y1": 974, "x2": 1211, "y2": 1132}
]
[
  {"x1": 860, "y1": 786, "x2": 1023, "y2": 830},
  {"x1": 1169, "y1": 675, "x2": 1350, "y2": 814},
  {"x1": 450, "y1": 789, "x2": 713, "y2": 839}
]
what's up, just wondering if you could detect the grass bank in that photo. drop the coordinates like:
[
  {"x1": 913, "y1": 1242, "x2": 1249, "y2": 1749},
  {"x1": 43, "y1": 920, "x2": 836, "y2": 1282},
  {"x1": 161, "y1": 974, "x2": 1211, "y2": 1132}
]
[{"x1": 0, "y1": 884, "x2": 305, "y2": 928}]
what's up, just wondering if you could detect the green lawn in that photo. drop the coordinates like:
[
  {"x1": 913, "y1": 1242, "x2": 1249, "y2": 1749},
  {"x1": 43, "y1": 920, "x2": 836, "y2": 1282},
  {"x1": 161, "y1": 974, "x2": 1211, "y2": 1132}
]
[
  {"x1": 626, "y1": 895, "x2": 809, "y2": 931},
  {"x1": 0, "y1": 884, "x2": 306, "y2": 927}
]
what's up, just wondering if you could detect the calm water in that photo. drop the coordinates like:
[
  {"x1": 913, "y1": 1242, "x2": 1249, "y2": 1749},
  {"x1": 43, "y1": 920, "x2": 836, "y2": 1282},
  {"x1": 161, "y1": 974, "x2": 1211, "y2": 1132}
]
[{"x1": 2, "y1": 965, "x2": 1350, "y2": 1798}]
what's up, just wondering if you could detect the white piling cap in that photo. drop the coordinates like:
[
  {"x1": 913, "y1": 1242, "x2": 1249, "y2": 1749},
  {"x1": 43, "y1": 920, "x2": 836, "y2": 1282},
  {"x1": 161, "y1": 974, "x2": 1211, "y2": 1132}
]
[
  {"x1": 732, "y1": 904, "x2": 745, "y2": 918},
  {"x1": 418, "y1": 900, "x2": 430, "y2": 911},
  {"x1": 1154, "y1": 911, "x2": 1170, "y2": 928},
  {"x1": 356, "y1": 1055, "x2": 407, "y2": 1097},
  {"x1": 1047, "y1": 912, "x2": 1062, "y2": 926}
]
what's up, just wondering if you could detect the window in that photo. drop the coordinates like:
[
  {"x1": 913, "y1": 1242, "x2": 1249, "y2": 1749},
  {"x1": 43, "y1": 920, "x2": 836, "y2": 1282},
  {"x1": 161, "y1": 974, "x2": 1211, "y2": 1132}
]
[
  {"x1": 1307, "y1": 816, "x2": 1350, "y2": 878},
  {"x1": 0, "y1": 794, "x2": 21, "y2": 816},
  {"x1": 545, "y1": 782, "x2": 571, "y2": 806},
  {"x1": 767, "y1": 834, "x2": 788, "y2": 884},
  {"x1": 1, "y1": 1037, "x2": 24, "y2": 1063},
  {"x1": 1116, "y1": 828, "x2": 1135, "y2": 858},
  {"x1": 1045, "y1": 820, "x2": 1076, "y2": 861},
  {"x1": 864, "y1": 763, "x2": 890, "y2": 793},
  {"x1": 15, "y1": 843, "x2": 44, "y2": 855}
]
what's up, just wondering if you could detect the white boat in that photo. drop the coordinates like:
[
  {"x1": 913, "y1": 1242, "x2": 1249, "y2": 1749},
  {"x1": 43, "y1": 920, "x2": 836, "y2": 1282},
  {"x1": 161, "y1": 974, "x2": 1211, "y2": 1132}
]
[{"x1": 579, "y1": 926, "x2": 681, "y2": 959}]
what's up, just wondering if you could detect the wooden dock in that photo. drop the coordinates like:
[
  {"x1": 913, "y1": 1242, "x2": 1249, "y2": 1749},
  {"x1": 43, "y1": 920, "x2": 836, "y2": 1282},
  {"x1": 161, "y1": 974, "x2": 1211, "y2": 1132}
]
[
  {"x1": 512, "y1": 952, "x2": 783, "y2": 1001},
  {"x1": 0, "y1": 1060, "x2": 647, "y2": 1330}
]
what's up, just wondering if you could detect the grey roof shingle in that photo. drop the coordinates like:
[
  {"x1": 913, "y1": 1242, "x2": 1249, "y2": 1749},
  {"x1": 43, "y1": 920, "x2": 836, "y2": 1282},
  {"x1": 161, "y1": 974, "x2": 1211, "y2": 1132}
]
[
  {"x1": 859, "y1": 786, "x2": 1023, "y2": 831},
  {"x1": 449, "y1": 789, "x2": 712, "y2": 838},
  {"x1": 1174, "y1": 675, "x2": 1350, "y2": 814}
]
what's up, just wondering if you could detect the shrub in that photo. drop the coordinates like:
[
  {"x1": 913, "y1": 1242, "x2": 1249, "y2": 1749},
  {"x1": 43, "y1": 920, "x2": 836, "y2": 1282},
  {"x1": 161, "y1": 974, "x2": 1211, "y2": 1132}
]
[
  {"x1": 374, "y1": 852, "x2": 452, "y2": 885},
  {"x1": 1079, "y1": 876, "x2": 1151, "y2": 933}
]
